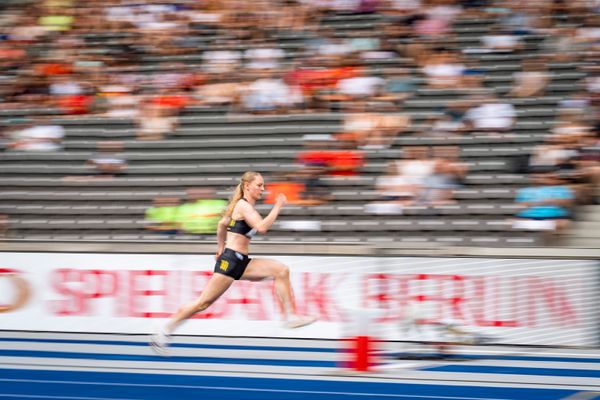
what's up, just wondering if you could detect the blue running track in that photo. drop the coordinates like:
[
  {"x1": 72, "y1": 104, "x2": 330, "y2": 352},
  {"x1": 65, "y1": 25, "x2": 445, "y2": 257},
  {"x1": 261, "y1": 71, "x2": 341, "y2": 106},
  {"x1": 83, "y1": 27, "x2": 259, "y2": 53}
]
[{"x1": 0, "y1": 332, "x2": 599, "y2": 400}]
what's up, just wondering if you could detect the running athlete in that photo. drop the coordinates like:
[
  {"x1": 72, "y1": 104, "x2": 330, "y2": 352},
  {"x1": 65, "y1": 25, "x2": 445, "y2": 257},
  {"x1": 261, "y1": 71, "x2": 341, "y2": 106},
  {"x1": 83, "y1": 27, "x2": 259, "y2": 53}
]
[{"x1": 151, "y1": 171, "x2": 317, "y2": 354}]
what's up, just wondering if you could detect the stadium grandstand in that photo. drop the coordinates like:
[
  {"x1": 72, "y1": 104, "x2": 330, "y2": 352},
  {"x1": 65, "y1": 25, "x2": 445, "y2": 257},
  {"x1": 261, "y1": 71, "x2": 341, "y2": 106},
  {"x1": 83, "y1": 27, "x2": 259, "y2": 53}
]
[{"x1": 0, "y1": 0, "x2": 598, "y2": 248}]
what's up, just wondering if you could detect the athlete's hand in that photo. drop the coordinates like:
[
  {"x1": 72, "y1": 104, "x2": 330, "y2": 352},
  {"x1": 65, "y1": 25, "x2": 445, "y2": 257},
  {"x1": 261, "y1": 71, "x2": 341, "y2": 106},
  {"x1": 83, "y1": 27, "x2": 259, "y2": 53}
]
[
  {"x1": 215, "y1": 246, "x2": 224, "y2": 260},
  {"x1": 275, "y1": 193, "x2": 287, "y2": 207}
]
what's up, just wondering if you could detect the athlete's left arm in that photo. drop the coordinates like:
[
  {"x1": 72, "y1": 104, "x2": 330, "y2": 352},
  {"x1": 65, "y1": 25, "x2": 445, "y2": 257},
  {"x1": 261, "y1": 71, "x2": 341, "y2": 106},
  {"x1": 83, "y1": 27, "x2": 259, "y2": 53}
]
[{"x1": 242, "y1": 194, "x2": 287, "y2": 234}]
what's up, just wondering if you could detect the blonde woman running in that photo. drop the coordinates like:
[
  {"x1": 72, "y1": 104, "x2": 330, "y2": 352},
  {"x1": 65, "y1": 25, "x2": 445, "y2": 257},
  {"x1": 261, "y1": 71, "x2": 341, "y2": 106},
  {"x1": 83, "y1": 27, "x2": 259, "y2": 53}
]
[{"x1": 151, "y1": 171, "x2": 317, "y2": 354}]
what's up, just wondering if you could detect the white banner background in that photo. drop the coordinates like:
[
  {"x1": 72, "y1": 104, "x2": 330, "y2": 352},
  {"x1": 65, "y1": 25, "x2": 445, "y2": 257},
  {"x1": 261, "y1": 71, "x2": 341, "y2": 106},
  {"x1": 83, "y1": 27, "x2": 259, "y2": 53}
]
[{"x1": 0, "y1": 252, "x2": 598, "y2": 346}]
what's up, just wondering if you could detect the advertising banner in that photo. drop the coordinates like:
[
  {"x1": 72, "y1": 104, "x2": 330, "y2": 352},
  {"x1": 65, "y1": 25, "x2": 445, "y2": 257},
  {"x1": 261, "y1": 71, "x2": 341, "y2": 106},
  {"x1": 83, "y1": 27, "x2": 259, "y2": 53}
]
[{"x1": 0, "y1": 252, "x2": 598, "y2": 346}]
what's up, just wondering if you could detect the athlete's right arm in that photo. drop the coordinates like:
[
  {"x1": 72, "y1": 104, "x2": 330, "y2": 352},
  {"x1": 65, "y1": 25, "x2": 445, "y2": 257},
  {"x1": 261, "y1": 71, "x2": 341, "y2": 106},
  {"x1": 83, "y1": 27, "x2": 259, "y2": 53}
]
[{"x1": 215, "y1": 215, "x2": 230, "y2": 259}]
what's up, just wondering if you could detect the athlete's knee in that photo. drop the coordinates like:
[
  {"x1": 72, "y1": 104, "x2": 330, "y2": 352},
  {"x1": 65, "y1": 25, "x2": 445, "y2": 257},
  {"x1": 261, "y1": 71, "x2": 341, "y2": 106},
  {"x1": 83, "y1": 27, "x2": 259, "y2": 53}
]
[{"x1": 275, "y1": 264, "x2": 290, "y2": 280}]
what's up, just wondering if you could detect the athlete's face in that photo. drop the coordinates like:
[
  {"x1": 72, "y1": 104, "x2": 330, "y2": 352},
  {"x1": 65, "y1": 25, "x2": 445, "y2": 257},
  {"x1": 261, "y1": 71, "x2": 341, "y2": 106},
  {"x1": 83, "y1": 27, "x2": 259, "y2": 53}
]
[{"x1": 245, "y1": 175, "x2": 264, "y2": 200}]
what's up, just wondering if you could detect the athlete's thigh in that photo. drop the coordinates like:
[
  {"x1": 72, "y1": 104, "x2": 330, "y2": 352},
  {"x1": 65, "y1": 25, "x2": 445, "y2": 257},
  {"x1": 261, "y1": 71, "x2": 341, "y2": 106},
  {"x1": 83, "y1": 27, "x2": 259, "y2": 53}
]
[
  {"x1": 197, "y1": 272, "x2": 235, "y2": 304},
  {"x1": 240, "y1": 257, "x2": 286, "y2": 281}
]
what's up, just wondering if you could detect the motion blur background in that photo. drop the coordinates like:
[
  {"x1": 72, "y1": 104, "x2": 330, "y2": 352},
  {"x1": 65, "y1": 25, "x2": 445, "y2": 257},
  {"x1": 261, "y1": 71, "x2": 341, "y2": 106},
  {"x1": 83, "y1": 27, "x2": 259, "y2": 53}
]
[{"x1": 0, "y1": 0, "x2": 598, "y2": 248}]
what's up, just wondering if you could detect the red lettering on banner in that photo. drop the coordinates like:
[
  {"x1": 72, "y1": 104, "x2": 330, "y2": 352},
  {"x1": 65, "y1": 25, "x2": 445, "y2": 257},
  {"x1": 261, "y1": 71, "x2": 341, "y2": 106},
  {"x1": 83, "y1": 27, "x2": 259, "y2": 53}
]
[
  {"x1": 363, "y1": 273, "x2": 577, "y2": 328},
  {"x1": 526, "y1": 277, "x2": 578, "y2": 328},
  {"x1": 128, "y1": 270, "x2": 170, "y2": 318},
  {"x1": 49, "y1": 269, "x2": 118, "y2": 316},
  {"x1": 46, "y1": 267, "x2": 580, "y2": 329},
  {"x1": 296, "y1": 272, "x2": 340, "y2": 322},
  {"x1": 472, "y1": 276, "x2": 518, "y2": 327}
]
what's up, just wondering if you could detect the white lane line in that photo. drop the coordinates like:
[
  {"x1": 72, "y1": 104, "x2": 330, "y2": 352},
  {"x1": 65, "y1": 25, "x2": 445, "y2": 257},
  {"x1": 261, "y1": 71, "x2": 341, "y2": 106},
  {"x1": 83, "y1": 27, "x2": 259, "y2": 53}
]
[
  {"x1": 2, "y1": 363, "x2": 599, "y2": 391},
  {"x1": 560, "y1": 392, "x2": 600, "y2": 400},
  {"x1": 0, "y1": 342, "x2": 338, "y2": 361},
  {"x1": 0, "y1": 396, "x2": 139, "y2": 400},
  {"x1": 0, "y1": 378, "x2": 513, "y2": 400}
]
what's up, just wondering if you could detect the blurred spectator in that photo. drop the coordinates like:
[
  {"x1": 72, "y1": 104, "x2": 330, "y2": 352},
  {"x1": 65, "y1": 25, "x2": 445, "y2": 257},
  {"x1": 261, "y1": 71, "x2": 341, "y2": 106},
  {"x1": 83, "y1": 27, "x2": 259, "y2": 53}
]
[
  {"x1": 464, "y1": 94, "x2": 516, "y2": 133},
  {"x1": 176, "y1": 188, "x2": 227, "y2": 235},
  {"x1": 0, "y1": 213, "x2": 7, "y2": 238},
  {"x1": 242, "y1": 71, "x2": 303, "y2": 114},
  {"x1": 286, "y1": 61, "x2": 357, "y2": 111},
  {"x1": 460, "y1": 0, "x2": 491, "y2": 17},
  {"x1": 10, "y1": 14, "x2": 48, "y2": 43},
  {"x1": 273, "y1": 0, "x2": 313, "y2": 32},
  {"x1": 149, "y1": 89, "x2": 192, "y2": 115},
  {"x1": 194, "y1": 75, "x2": 242, "y2": 108},
  {"x1": 584, "y1": 68, "x2": 600, "y2": 97},
  {"x1": 360, "y1": 36, "x2": 403, "y2": 62},
  {"x1": 424, "y1": 146, "x2": 467, "y2": 205},
  {"x1": 86, "y1": 141, "x2": 128, "y2": 178},
  {"x1": 38, "y1": 10, "x2": 74, "y2": 33},
  {"x1": 336, "y1": 103, "x2": 409, "y2": 149},
  {"x1": 264, "y1": 179, "x2": 306, "y2": 205},
  {"x1": 512, "y1": 170, "x2": 575, "y2": 239},
  {"x1": 49, "y1": 74, "x2": 95, "y2": 115},
  {"x1": 428, "y1": 100, "x2": 471, "y2": 136},
  {"x1": 540, "y1": 26, "x2": 581, "y2": 62},
  {"x1": 365, "y1": 161, "x2": 409, "y2": 214},
  {"x1": 6, "y1": 118, "x2": 64, "y2": 151},
  {"x1": 429, "y1": 112, "x2": 464, "y2": 136},
  {"x1": 100, "y1": 83, "x2": 139, "y2": 119},
  {"x1": 414, "y1": 1, "x2": 462, "y2": 39},
  {"x1": 150, "y1": 63, "x2": 196, "y2": 92},
  {"x1": 497, "y1": 3, "x2": 540, "y2": 35},
  {"x1": 136, "y1": 102, "x2": 178, "y2": 141},
  {"x1": 346, "y1": 30, "x2": 381, "y2": 56},
  {"x1": 558, "y1": 92, "x2": 592, "y2": 116},
  {"x1": 573, "y1": 135, "x2": 600, "y2": 205},
  {"x1": 10, "y1": 74, "x2": 50, "y2": 107},
  {"x1": 528, "y1": 136, "x2": 578, "y2": 174},
  {"x1": 383, "y1": 0, "x2": 423, "y2": 17},
  {"x1": 461, "y1": 58, "x2": 486, "y2": 89},
  {"x1": 0, "y1": 40, "x2": 27, "y2": 71},
  {"x1": 476, "y1": 26, "x2": 524, "y2": 53},
  {"x1": 508, "y1": 58, "x2": 549, "y2": 98},
  {"x1": 551, "y1": 109, "x2": 591, "y2": 142},
  {"x1": 296, "y1": 163, "x2": 331, "y2": 205},
  {"x1": 328, "y1": 140, "x2": 366, "y2": 177},
  {"x1": 307, "y1": 27, "x2": 353, "y2": 61},
  {"x1": 390, "y1": 146, "x2": 437, "y2": 205},
  {"x1": 421, "y1": 46, "x2": 465, "y2": 89},
  {"x1": 145, "y1": 197, "x2": 181, "y2": 236},
  {"x1": 331, "y1": 67, "x2": 386, "y2": 102},
  {"x1": 244, "y1": 41, "x2": 285, "y2": 71},
  {"x1": 296, "y1": 135, "x2": 365, "y2": 177},
  {"x1": 374, "y1": 67, "x2": 417, "y2": 105},
  {"x1": 266, "y1": 164, "x2": 331, "y2": 206},
  {"x1": 376, "y1": 113, "x2": 411, "y2": 149},
  {"x1": 574, "y1": 16, "x2": 600, "y2": 52},
  {"x1": 34, "y1": 56, "x2": 74, "y2": 78},
  {"x1": 201, "y1": 43, "x2": 242, "y2": 74}
]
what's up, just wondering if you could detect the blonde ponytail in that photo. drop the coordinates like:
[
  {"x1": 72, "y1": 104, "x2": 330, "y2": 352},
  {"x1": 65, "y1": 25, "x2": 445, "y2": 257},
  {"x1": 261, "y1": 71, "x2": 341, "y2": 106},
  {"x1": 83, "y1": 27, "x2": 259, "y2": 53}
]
[{"x1": 223, "y1": 171, "x2": 260, "y2": 218}]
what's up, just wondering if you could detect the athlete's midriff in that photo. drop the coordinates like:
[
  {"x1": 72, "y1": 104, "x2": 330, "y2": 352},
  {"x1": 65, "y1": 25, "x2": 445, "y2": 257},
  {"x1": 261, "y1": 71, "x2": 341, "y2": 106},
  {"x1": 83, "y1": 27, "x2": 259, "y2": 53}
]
[{"x1": 225, "y1": 231, "x2": 250, "y2": 255}]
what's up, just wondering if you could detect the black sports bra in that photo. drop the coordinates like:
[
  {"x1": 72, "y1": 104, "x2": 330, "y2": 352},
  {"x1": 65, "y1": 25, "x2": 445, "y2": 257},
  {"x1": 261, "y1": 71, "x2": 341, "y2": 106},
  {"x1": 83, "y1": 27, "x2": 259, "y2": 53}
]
[{"x1": 227, "y1": 199, "x2": 257, "y2": 238}]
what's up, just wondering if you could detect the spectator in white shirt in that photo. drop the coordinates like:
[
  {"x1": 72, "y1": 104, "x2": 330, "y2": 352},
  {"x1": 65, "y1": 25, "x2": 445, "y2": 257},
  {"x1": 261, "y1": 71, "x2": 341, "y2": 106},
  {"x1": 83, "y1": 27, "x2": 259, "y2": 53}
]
[
  {"x1": 480, "y1": 26, "x2": 523, "y2": 53},
  {"x1": 7, "y1": 118, "x2": 65, "y2": 151},
  {"x1": 242, "y1": 72, "x2": 301, "y2": 113},
  {"x1": 202, "y1": 48, "x2": 242, "y2": 74},
  {"x1": 244, "y1": 43, "x2": 285, "y2": 71},
  {"x1": 336, "y1": 69, "x2": 385, "y2": 99},
  {"x1": 464, "y1": 95, "x2": 516, "y2": 133}
]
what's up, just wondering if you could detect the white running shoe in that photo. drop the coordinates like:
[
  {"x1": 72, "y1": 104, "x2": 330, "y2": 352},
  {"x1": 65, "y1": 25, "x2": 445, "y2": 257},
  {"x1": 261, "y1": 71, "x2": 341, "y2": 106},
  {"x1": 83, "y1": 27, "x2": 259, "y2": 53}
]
[
  {"x1": 150, "y1": 327, "x2": 171, "y2": 356},
  {"x1": 285, "y1": 315, "x2": 317, "y2": 329}
]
